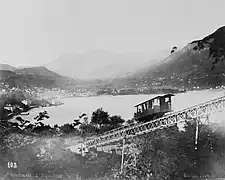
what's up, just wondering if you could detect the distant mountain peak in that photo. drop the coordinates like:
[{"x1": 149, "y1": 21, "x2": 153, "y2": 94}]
[
  {"x1": 213, "y1": 26, "x2": 225, "y2": 34},
  {"x1": 190, "y1": 26, "x2": 225, "y2": 69},
  {"x1": 191, "y1": 26, "x2": 225, "y2": 44},
  {"x1": 46, "y1": 50, "x2": 168, "y2": 80}
]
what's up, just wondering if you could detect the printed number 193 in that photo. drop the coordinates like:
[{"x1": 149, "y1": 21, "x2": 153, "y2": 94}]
[{"x1": 8, "y1": 162, "x2": 17, "y2": 168}]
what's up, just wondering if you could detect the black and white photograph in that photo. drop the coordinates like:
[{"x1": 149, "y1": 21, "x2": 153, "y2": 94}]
[{"x1": 1, "y1": 0, "x2": 225, "y2": 179}]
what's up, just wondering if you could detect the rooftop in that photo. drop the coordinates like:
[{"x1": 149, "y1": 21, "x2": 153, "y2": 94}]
[{"x1": 134, "y1": 94, "x2": 174, "y2": 107}]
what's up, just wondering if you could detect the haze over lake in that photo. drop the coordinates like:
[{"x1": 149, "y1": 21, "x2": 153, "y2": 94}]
[{"x1": 13, "y1": 89, "x2": 225, "y2": 126}]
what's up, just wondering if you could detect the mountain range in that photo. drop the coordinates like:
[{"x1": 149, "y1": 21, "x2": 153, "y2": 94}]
[
  {"x1": 0, "y1": 66, "x2": 79, "y2": 90},
  {"x1": 46, "y1": 50, "x2": 169, "y2": 80},
  {"x1": 107, "y1": 26, "x2": 225, "y2": 89},
  {"x1": 1, "y1": 26, "x2": 225, "y2": 90},
  {"x1": 0, "y1": 64, "x2": 17, "y2": 71}
]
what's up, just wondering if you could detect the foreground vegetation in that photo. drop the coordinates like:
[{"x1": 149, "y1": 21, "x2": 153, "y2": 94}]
[
  {"x1": 0, "y1": 107, "x2": 125, "y2": 179},
  {"x1": 1, "y1": 114, "x2": 225, "y2": 180},
  {"x1": 2, "y1": 91, "x2": 225, "y2": 179}
]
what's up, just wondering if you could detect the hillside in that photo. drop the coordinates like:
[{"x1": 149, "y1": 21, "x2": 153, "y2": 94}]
[
  {"x1": 109, "y1": 26, "x2": 225, "y2": 89},
  {"x1": 3, "y1": 26, "x2": 225, "y2": 91},
  {"x1": 0, "y1": 66, "x2": 79, "y2": 90},
  {"x1": 15, "y1": 66, "x2": 61, "y2": 77},
  {"x1": 0, "y1": 63, "x2": 17, "y2": 71}
]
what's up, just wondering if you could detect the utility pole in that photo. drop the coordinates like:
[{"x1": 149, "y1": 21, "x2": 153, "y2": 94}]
[
  {"x1": 194, "y1": 117, "x2": 200, "y2": 178},
  {"x1": 121, "y1": 137, "x2": 125, "y2": 173},
  {"x1": 195, "y1": 117, "x2": 199, "y2": 150}
]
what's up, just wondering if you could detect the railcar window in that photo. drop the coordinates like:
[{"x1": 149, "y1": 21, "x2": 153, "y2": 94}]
[{"x1": 153, "y1": 99, "x2": 160, "y2": 106}]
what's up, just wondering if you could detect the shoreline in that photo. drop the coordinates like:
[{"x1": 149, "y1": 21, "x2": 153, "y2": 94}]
[
  {"x1": 4, "y1": 102, "x2": 64, "y2": 121},
  {"x1": 5, "y1": 88, "x2": 223, "y2": 123},
  {"x1": 64, "y1": 88, "x2": 211, "y2": 99},
  {"x1": 2, "y1": 89, "x2": 224, "y2": 138},
  {"x1": 4, "y1": 106, "x2": 39, "y2": 121}
]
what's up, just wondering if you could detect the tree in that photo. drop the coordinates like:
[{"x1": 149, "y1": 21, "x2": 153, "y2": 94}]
[
  {"x1": 15, "y1": 116, "x2": 30, "y2": 128},
  {"x1": 83, "y1": 117, "x2": 88, "y2": 124},
  {"x1": 32, "y1": 123, "x2": 54, "y2": 136},
  {"x1": 60, "y1": 123, "x2": 79, "y2": 136},
  {"x1": 126, "y1": 118, "x2": 136, "y2": 125},
  {"x1": 34, "y1": 111, "x2": 49, "y2": 121},
  {"x1": 79, "y1": 123, "x2": 98, "y2": 137},
  {"x1": 177, "y1": 120, "x2": 225, "y2": 178},
  {"x1": 24, "y1": 124, "x2": 35, "y2": 132},
  {"x1": 91, "y1": 108, "x2": 110, "y2": 128},
  {"x1": 79, "y1": 113, "x2": 87, "y2": 119},
  {"x1": 172, "y1": 46, "x2": 177, "y2": 50},
  {"x1": 73, "y1": 119, "x2": 82, "y2": 127},
  {"x1": 109, "y1": 115, "x2": 125, "y2": 129},
  {"x1": 171, "y1": 46, "x2": 177, "y2": 54},
  {"x1": 135, "y1": 125, "x2": 181, "y2": 180},
  {"x1": 54, "y1": 124, "x2": 59, "y2": 128},
  {"x1": 210, "y1": 124, "x2": 225, "y2": 177}
]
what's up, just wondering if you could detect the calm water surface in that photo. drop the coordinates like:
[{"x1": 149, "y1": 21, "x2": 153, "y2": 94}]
[{"x1": 13, "y1": 89, "x2": 225, "y2": 126}]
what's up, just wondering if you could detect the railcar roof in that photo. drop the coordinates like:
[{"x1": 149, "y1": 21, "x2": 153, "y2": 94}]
[{"x1": 134, "y1": 94, "x2": 174, "y2": 107}]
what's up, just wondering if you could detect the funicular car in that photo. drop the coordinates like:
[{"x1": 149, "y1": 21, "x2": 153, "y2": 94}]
[{"x1": 134, "y1": 94, "x2": 174, "y2": 123}]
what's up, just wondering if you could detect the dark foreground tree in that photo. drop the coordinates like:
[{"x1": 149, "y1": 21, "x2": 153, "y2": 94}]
[
  {"x1": 109, "y1": 115, "x2": 125, "y2": 129},
  {"x1": 91, "y1": 108, "x2": 110, "y2": 128},
  {"x1": 34, "y1": 111, "x2": 49, "y2": 121},
  {"x1": 60, "y1": 123, "x2": 80, "y2": 136}
]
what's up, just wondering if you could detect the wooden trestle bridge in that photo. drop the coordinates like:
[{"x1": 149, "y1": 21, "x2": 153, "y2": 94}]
[{"x1": 84, "y1": 94, "x2": 225, "y2": 148}]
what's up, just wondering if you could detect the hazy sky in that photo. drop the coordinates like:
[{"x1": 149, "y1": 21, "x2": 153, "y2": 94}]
[{"x1": 0, "y1": 0, "x2": 225, "y2": 67}]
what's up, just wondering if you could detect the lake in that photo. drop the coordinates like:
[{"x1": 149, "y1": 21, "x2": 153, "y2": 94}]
[{"x1": 12, "y1": 89, "x2": 225, "y2": 126}]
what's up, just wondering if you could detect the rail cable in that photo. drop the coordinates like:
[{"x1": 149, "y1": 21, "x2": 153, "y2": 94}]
[{"x1": 85, "y1": 95, "x2": 225, "y2": 148}]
